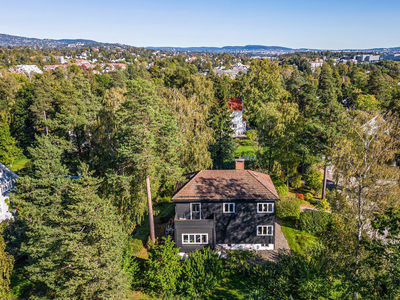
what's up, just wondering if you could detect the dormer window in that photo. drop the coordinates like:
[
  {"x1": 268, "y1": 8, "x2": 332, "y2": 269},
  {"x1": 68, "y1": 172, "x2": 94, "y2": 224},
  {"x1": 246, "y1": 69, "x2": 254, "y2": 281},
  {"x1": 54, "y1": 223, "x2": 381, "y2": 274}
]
[{"x1": 223, "y1": 203, "x2": 235, "y2": 213}]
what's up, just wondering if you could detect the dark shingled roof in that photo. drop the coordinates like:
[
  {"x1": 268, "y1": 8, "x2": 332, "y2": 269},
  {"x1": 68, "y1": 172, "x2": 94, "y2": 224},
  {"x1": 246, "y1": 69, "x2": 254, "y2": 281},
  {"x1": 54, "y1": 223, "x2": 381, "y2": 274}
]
[{"x1": 172, "y1": 170, "x2": 279, "y2": 201}]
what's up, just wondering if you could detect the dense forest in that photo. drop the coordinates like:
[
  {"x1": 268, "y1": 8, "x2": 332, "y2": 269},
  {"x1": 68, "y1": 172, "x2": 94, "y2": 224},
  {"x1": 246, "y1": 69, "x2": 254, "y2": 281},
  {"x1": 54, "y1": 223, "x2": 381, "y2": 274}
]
[{"x1": 1, "y1": 47, "x2": 400, "y2": 299}]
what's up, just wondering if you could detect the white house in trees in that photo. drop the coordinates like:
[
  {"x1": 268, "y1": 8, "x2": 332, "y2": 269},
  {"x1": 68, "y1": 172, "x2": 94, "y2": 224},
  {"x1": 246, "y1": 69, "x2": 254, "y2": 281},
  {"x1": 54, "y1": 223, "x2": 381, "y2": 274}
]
[
  {"x1": 0, "y1": 163, "x2": 18, "y2": 222},
  {"x1": 227, "y1": 97, "x2": 246, "y2": 136}
]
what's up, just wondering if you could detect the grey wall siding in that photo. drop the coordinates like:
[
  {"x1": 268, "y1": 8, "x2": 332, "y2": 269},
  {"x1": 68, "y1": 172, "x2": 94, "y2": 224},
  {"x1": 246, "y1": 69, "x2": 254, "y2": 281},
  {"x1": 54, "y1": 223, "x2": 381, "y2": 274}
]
[
  {"x1": 174, "y1": 201, "x2": 275, "y2": 249},
  {"x1": 174, "y1": 218, "x2": 215, "y2": 253}
]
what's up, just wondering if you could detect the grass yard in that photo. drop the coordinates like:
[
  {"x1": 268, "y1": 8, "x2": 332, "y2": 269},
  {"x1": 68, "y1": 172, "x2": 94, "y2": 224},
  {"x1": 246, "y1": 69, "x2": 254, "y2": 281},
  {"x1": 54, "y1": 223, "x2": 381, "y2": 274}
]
[
  {"x1": 10, "y1": 158, "x2": 31, "y2": 174},
  {"x1": 235, "y1": 145, "x2": 256, "y2": 158},
  {"x1": 281, "y1": 219, "x2": 319, "y2": 255}
]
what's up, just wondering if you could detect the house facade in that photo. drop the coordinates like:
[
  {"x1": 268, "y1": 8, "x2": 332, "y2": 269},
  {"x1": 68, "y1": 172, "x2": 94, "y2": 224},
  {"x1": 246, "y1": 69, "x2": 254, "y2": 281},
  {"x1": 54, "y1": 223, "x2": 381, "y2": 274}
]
[
  {"x1": 0, "y1": 163, "x2": 18, "y2": 222},
  {"x1": 227, "y1": 97, "x2": 246, "y2": 136},
  {"x1": 172, "y1": 160, "x2": 279, "y2": 253}
]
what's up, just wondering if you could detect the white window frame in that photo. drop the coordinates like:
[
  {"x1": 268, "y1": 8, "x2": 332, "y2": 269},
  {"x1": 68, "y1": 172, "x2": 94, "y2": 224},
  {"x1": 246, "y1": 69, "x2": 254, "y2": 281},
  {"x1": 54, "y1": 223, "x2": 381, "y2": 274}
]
[
  {"x1": 257, "y1": 202, "x2": 274, "y2": 213},
  {"x1": 256, "y1": 225, "x2": 274, "y2": 236},
  {"x1": 223, "y1": 202, "x2": 235, "y2": 213},
  {"x1": 190, "y1": 202, "x2": 201, "y2": 220},
  {"x1": 182, "y1": 233, "x2": 209, "y2": 244}
]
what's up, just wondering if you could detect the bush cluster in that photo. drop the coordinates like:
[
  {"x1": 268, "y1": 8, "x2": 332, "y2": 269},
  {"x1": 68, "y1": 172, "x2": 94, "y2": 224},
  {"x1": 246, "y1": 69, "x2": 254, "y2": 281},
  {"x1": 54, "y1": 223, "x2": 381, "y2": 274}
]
[
  {"x1": 132, "y1": 238, "x2": 225, "y2": 298},
  {"x1": 276, "y1": 196, "x2": 300, "y2": 220},
  {"x1": 291, "y1": 173, "x2": 303, "y2": 189},
  {"x1": 305, "y1": 167, "x2": 323, "y2": 195},
  {"x1": 305, "y1": 192, "x2": 314, "y2": 202},
  {"x1": 299, "y1": 210, "x2": 331, "y2": 233},
  {"x1": 273, "y1": 180, "x2": 289, "y2": 198}
]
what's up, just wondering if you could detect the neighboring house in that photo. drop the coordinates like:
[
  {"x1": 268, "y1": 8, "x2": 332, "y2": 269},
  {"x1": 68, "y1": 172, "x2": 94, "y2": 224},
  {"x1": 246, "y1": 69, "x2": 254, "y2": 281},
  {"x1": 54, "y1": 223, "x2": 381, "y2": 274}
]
[
  {"x1": 308, "y1": 60, "x2": 324, "y2": 72},
  {"x1": 9, "y1": 64, "x2": 43, "y2": 76},
  {"x1": 227, "y1": 97, "x2": 246, "y2": 136},
  {"x1": 0, "y1": 163, "x2": 18, "y2": 222},
  {"x1": 172, "y1": 159, "x2": 279, "y2": 253}
]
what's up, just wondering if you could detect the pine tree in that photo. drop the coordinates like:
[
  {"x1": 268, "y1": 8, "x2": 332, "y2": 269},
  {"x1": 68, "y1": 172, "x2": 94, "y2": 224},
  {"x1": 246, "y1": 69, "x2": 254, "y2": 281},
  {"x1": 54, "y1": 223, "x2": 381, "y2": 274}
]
[
  {"x1": 12, "y1": 136, "x2": 129, "y2": 299},
  {"x1": 0, "y1": 226, "x2": 14, "y2": 298},
  {"x1": 208, "y1": 98, "x2": 237, "y2": 169},
  {"x1": 317, "y1": 64, "x2": 346, "y2": 198},
  {"x1": 207, "y1": 74, "x2": 237, "y2": 169},
  {"x1": 108, "y1": 78, "x2": 181, "y2": 229}
]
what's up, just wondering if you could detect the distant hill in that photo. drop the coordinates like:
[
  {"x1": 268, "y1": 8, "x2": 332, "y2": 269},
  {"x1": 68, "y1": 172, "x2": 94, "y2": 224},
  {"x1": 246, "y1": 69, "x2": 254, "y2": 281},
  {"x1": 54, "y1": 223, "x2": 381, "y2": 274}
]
[
  {"x1": 147, "y1": 45, "x2": 294, "y2": 53},
  {"x1": 0, "y1": 33, "x2": 99, "y2": 47},
  {"x1": 1, "y1": 33, "x2": 399, "y2": 53},
  {"x1": 148, "y1": 45, "x2": 400, "y2": 54}
]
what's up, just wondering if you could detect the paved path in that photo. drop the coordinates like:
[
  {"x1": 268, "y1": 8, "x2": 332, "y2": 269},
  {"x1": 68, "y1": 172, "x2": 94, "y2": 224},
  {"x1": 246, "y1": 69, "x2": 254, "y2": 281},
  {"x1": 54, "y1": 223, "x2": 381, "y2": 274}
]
[{"x1": 259, "y1": 218, "x2": 290, "y2": 261}]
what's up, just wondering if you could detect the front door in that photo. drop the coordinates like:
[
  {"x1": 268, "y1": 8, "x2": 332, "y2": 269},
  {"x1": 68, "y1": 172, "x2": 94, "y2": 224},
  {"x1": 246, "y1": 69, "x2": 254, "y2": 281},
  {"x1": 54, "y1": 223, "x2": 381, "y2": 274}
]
[{"x1": 191, "y1": 203, "x2": 201, "y2": 219}]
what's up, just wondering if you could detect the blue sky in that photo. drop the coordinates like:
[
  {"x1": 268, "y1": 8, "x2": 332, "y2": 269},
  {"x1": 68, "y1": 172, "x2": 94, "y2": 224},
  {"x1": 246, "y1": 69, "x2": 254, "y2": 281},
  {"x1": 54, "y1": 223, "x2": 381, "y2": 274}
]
[{"x1": 0, "y1": 0, "x2": 399, "y2": 49}]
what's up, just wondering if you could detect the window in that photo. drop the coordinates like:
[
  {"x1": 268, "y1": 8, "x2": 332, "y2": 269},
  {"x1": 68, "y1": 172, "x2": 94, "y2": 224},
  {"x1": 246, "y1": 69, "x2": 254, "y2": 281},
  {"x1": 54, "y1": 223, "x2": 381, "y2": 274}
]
[
  {"x1": 182, "y1": 234, "x2": 208, "y2": 244},
  {"x1": 223, "y1": 203, "x2": 235, "y2": 213},
  {"x1": 191, "y1": 203, "x2": 201, "y2": 219},
  {"x1": 257, "y1": 225, "x2": 273, "y2": 236},
  {"x1": 257, "y1": 203, "x2": 274, "y2": 213}
]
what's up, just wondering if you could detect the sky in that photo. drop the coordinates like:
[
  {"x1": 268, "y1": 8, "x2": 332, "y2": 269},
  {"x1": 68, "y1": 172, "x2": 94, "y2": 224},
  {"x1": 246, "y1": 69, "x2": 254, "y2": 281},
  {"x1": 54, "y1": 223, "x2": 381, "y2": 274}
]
[{"x1": 1, "y1": 0, "x2": 399, "y2": 49}]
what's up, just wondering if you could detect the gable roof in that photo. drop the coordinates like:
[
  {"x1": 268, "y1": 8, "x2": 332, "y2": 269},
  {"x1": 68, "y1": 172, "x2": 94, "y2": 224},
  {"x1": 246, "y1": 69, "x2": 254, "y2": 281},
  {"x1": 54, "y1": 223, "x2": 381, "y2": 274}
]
[
  {"x1": 172, "y1": 170, "x2": 279, "y2": 201},
  {"x1": 227, "y1": 97, "x2": 243, "y2": 111}
]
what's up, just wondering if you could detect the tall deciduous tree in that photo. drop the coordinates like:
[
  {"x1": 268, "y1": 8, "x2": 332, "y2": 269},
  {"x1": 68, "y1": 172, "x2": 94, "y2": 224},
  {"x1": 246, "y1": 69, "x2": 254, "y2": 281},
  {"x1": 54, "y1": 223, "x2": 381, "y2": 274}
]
[
  {"x1": 330, "y1": 110, "x2": 400, "y2": 298},
  {"x1": 0, "y1": 117, "x2": 22, "y2": 167},
  {"x1": 162, "y1": 87, "x2": 213, "y2": 173},
  {"x1": 243, "y1": 59, "x2": 289, "y2": 123}
]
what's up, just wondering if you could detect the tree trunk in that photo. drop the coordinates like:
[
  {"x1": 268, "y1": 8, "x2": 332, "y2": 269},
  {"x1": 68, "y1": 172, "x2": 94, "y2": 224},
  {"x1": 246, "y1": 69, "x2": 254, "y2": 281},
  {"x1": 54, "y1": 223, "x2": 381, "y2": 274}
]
[
  {"x1": 322, "y1": 164, "x2": 327, "y2": 199},
  {"x1": 146, "y1": 175, "x2": 156, "y2": 244}
]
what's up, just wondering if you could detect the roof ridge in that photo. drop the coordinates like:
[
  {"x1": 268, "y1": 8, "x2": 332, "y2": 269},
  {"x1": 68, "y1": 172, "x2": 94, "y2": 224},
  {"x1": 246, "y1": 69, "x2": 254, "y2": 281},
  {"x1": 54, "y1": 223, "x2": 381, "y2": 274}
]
[
  {"x1": 172, "y1": 170, "x2": 202, "y2": 200},
  {"x1": 247, "y1": 170, "x2": 279, "y2": 199}
]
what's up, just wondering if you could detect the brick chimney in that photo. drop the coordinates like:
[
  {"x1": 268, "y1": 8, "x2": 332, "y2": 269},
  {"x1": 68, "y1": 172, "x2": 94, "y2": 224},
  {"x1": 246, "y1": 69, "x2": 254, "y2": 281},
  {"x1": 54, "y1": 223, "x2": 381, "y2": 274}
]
[{"x1": 235, "y1": 159, "x2": 245, "y2": 170}]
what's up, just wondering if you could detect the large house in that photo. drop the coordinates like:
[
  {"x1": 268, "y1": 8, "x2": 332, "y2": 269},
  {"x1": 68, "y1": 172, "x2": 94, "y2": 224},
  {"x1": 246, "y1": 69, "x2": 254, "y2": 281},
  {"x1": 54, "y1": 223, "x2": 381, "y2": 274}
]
[
  {"x1": 0, "y1": 163, "x2": 18, "y2": 222},
  {"x1": 172, "y1": 159, "x2": 279, "y2": 253},
  {"x1": 227, "y1": 97, "x2": 246, "y2": 136}
]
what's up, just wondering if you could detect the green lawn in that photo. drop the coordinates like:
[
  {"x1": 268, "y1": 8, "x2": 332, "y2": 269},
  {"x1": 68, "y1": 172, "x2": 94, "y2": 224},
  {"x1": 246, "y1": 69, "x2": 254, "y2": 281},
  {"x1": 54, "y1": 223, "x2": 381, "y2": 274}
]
[
  {"x1": 10, "y1": 158, "x2": 31, "y2": 174},
  {"x1": 235, "y1": 145, "x2": 256, "y2": 158},
  {"x1": 281, "y1": 219, "x2": 319, "y2": 255}
]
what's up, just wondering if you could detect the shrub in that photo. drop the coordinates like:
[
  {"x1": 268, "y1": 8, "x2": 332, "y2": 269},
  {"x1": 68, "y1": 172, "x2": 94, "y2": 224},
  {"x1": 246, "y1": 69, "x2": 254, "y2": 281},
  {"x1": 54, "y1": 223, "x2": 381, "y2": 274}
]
[
  {"x1": 291, "y1": 173, "x2": 303, "y2": 189},
  {"x1": 144, "y1": 237, "x2": 182, "y2": 295},
  {"x1": 226, "y1": 250, "x2": 260, "y2": 276},
  {"x1": 317, "y1": 198, "x2": 331, "y2": 212},
  {"x1": 305, "y1": 193, "x2": 314, "y2": 202},
  {"x1": 179, "y1": 247, "x2": 224, "y2": 298},
  {"x1": 296, "y1": 193, "x2": 305, "y2": 201},
  {"x1": 273, "y1": 180, "x2": 289, "y2": 198},
  {"x1": 305, "y1": 168, "x2": 323, "y2": 194},
  {"x1": 276, "y1": 196, "x2": 300, "y2": 220},
  {"x1": 299, "y1": 210, "x2": 331, "y2": 233}
]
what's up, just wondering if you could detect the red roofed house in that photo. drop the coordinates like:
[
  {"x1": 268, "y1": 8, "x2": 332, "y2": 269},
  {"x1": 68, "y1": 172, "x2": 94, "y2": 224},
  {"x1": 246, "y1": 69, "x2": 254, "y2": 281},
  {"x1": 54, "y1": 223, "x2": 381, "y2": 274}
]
[
  {"x1": 227, "y1": 97, "x2": 246, "y2": 136},
  {"x1": 172, "y1": 159, "x2": 279, "y2": 253}
]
